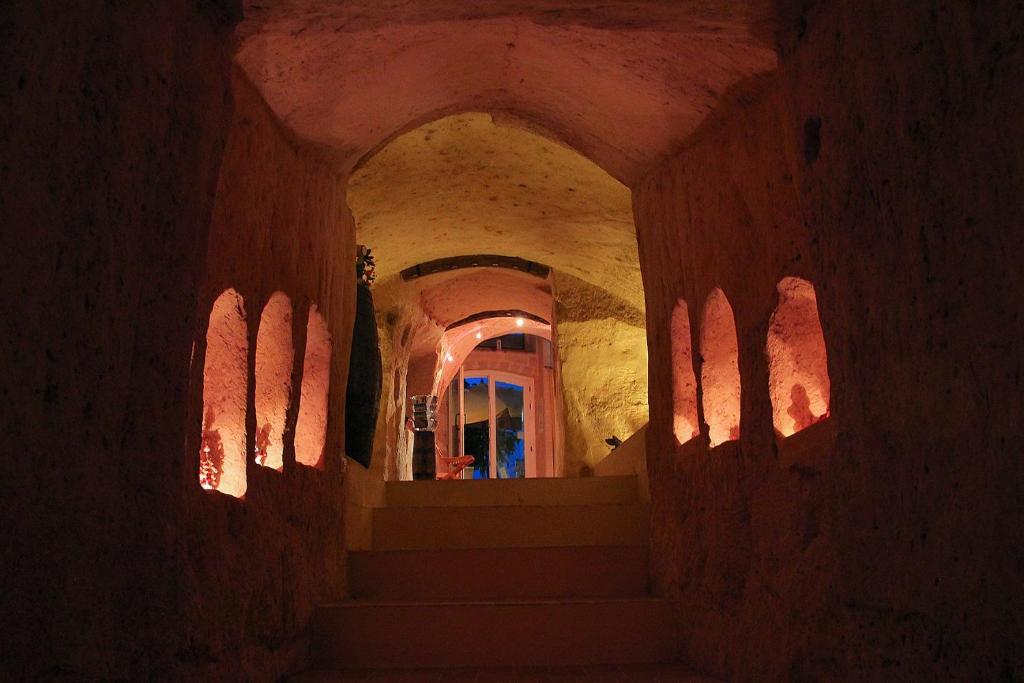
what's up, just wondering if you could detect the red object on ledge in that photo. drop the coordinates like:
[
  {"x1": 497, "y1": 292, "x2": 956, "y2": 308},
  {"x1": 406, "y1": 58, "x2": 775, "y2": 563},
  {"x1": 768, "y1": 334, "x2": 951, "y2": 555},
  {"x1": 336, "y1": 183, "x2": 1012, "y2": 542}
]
[{"x1": 437, "y1": 454, "x2": 475, "y2": 480}]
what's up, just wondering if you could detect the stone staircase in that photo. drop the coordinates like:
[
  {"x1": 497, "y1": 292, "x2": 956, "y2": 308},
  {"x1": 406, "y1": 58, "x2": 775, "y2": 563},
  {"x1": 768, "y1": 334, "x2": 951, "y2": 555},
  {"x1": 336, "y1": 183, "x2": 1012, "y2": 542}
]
[{"x1": 308, "y1": 475, "x2": 680, "y2": 672}]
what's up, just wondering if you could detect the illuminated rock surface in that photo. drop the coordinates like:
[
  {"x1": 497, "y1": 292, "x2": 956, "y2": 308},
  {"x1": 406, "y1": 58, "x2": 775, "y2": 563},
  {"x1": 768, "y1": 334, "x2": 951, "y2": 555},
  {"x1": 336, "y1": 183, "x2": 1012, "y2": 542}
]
[{"x1": 2, "y1": 1, "x2": 1021, "y2": 681}]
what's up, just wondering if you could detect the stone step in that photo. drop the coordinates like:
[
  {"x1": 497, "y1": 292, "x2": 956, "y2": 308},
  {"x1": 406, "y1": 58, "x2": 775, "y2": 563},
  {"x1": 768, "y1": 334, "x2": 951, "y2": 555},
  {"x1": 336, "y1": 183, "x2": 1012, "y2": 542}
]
[
  {"x1": 349, "y1": 545, "x2": 648, "y2": 601},
  {"x1": 290, "y1": 662, "x2": 716, "y2": 682},
  {"x1": 384, "y1": 475, "x2": 638, "y2": 508},
  {"x1": 311, "y1": 598, "x2": 678, "y2": 669},
  {"x1": 371, "y1": 504, "x2": 649, "y2": 550}
]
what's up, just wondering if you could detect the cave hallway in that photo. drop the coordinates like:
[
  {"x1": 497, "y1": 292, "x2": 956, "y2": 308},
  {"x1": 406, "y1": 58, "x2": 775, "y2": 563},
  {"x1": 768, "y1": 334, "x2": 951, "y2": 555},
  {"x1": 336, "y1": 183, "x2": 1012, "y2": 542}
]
[{"x1": 2, "y1": 1, "x2": 1022, "y2": 681}]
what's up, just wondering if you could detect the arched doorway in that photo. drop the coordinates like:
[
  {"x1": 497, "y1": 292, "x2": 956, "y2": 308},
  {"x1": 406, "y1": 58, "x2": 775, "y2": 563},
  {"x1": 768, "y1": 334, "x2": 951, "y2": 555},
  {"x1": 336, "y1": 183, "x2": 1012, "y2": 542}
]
[{"x1": 446, "y1": 368, "x2": 536, "y2": 479}]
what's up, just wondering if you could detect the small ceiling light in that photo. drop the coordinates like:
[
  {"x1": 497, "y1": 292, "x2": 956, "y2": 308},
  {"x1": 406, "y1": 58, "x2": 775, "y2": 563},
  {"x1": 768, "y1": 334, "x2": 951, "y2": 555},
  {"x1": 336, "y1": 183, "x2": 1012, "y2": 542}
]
[
  {"x1": 475, "y1": 331, "x2": 482, "y2": 340},
  {"x1": 515, "y1": 317, "x2": 525, "y2": 327},
  {"x1": 445, "y1": 352, "x2": 454, "y2": 362}
]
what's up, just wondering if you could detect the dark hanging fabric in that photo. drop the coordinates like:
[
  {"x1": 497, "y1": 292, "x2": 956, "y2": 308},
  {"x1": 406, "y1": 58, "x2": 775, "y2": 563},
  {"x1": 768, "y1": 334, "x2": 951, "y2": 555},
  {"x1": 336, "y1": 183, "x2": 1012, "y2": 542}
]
[{"x1": 345, "y1": 283, "x2": 382, "y2": 468}]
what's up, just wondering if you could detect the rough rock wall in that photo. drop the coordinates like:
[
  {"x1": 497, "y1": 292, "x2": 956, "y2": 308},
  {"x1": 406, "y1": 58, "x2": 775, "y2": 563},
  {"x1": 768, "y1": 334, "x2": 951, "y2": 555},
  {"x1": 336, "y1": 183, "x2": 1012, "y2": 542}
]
[
  {"x1": 182, "y1": 71, "x2": 354, "y2": 680},
  {"x1": 370, "y1": 312, "x2": 404, "y2": 481},
  {"x1": 372, "y1": 302, "x2": 439, "y2": 481},
  {"x1": 0, "y1": 1, "x2": 356, "y2": 673},
  {"x1": 634, "y1": 1, "x2": 1024, "y2": 679},
  {"x1": 0, "y1": 1, "x2": 239, "y2": 679},
  {"x1": 554, "y1": 273, "x2": 649, "y2": 473},
  {"x1": 371, "y1": 309, "x2": 413, "y2": 481}
]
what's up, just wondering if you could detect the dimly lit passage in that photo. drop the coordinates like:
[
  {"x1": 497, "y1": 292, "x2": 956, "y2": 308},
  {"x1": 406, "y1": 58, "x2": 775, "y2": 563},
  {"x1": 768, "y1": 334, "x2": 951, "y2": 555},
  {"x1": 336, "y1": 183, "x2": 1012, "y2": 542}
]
[{"x1": 4, "y1": 2, "x2": 1021, "y2": 681}]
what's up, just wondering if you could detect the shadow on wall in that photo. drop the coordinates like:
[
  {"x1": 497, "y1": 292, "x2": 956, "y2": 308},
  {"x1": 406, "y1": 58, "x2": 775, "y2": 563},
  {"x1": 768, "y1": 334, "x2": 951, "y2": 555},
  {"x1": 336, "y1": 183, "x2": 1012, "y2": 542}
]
[
  {"x1": 767, "y1": 277, "x2": 830, "y2": 437},
  {"x1": 199, "y1": 289, "x2": 248, "y2": 497}
]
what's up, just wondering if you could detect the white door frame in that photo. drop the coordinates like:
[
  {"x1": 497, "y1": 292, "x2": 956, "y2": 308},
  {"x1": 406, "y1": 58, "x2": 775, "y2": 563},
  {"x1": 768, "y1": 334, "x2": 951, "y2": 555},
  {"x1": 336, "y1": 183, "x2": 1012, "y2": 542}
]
[{"x1": 458, "y1": 368, "x2": 535, "y2": 478}]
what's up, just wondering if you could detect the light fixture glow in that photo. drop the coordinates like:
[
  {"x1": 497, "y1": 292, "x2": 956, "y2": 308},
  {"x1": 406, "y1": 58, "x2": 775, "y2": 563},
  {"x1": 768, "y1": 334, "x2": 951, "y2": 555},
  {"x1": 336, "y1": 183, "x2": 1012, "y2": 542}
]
[
  {"x1": 515, "y1": 317, "x2": 525, "y2": 327},
  {"x1": 445, "y1": 352, "x2": 454, "y2": 362},
  {"x1": 475, "y1": 331, "x2": 482, "y2": 340}
]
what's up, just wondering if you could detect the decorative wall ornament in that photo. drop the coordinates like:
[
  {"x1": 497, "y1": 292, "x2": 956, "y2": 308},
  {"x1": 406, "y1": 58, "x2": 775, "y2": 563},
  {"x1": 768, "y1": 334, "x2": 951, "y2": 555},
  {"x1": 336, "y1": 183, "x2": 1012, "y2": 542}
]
[
  {"x1": 356, "y1": 244, "x2": 376, "y2": 286},
  {"x1": 408, "y1": 395, "x2": 438, "y2": 432}
]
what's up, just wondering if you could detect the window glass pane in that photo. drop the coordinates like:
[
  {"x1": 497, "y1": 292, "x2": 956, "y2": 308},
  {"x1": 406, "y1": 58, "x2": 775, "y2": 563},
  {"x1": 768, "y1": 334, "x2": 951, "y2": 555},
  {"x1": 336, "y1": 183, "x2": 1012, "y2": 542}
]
[
  {"x1": 495, "y1": 381, "x2": 525, "y2": 479},
  {"x1": 463, "y1": 376, "x2": 490, "y2": 479},
  {"x1": 498, "y1": 334, "x2": 526, "y2": 350}
]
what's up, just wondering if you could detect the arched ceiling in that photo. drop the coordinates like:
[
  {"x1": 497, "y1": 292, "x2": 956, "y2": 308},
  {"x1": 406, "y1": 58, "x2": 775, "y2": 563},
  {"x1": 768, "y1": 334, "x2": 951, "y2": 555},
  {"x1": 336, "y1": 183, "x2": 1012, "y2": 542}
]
[
  {"x1": 349, "y1": 113, "x2": 642, "y2": 306},
  {"x1": 378, "y1": 265, "x2": 557, "y2": 394},
  {"x1": 235, "y1": 0, "x2": 779, "y2": 184},
  {"x1": 434, "y1": 317, "x2": 552, "y2": 395},
  {"x1": 415, "y1": 268, "x2": 553, "y2": 328}
]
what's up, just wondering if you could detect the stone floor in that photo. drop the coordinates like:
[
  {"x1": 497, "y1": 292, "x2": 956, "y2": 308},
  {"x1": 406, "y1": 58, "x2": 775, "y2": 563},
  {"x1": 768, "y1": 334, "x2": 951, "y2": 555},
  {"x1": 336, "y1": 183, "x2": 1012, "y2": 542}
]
[{"x1": 293, "y1": 663, "x2": 720, "y2": 682}]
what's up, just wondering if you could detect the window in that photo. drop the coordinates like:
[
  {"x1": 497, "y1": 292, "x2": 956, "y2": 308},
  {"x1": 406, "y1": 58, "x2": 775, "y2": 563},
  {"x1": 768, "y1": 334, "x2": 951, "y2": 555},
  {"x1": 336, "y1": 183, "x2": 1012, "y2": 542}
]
[
  {"x1": 295, "y1": 305, "x2": 331, "y2": 468},
  {"x1": 476, "y1": 333, "x2": 528, "y2": 351},
  {"x1": 254, "y1": 292, "x2": 294, "y2": 471},
  {"x1": 766, "y1": 277, "x2": 831, "y2": 436},
  {"x1": 700, "y1": 289, "x2": 741, "y2": 447},
  {"x1": 671, "y1": 298, "x2": 699, "y2": 445},
  {"x1": 199, "y1": 289, "x2": 248, "y2": 497}
]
